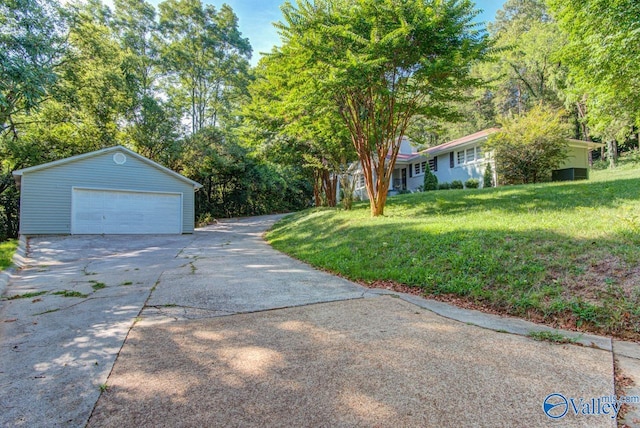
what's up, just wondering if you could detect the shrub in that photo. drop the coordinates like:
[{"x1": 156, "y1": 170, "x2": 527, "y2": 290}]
[
  {"x1": 438, "y1": 182, "x2": 451, "y2": 190},
  {"x1": 197, "y1": 213, "x2": 217, "y2": 227},
  {"x1": 423, "y1": 169, "x2": 438, "y2": 191},
  {"x1": 465, "y1": 178, "x2": 479, "y2": 189},
  {"x1": 483, "y1": 162, "x2": 494, "y2": 188},
  {"x1": 484, "y1": 105, "x2": 571, "y2": 184},
  {"x1": 591, "y1": 159, "x2": 608, "y2": 171},
  {"x1": 451, "y1": 180, "x2": 464, "y2": 189}
]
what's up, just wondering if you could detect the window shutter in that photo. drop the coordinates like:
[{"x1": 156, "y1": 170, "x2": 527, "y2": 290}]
[{"x1": 449, "y1": 152, "x2": 454, "y2": 168}]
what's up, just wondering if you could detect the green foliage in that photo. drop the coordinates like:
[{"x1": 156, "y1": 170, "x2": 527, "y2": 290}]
[
  {"x1": 0, "y1": 0, "x2": 67, "y2": 132},
  {"x1": 483, "y1": 162, "x2": 494, "y2": 188},
  {"x1": 182, "y1": 127, "x2": 310, "y2": 219},
  {"x1": 450, "y1": 180, "x2": 464, "y2": 189},
  {"x1": 484, "y1": 0, "x2": 566, "y2": 114},
  {"x1": 158, "y1": 0, "x2": 251, "y2": 133},
  {"x1": 277, "y1": 0, "x2": 490, "y2": 216},
  {"x1": 0, "y1": 239, "x2": 17, "y2": 270},
  {"x1": 243, "y1": 45, "x2": 354, "y2": 209},
  {"x1": 0, "y1": 0, "x2": 313, "y2": 238},
  {"x1": 438, "y1": 182, "x2": 451, "y2": 190},
  {"x1": 547, "y1": 0, "x2": 640, "y2": 154},
  {"x1": 0, "y1": 176, "x2": 19, "y2": 240},
  {"x1": 486, "y1": 104, "x2": 571, "y2": 184},
  {"x1": 267, "y1": 166, "x2": 640, "y2": 338},
  {"x1": 423, "y1": 169, "x2": 438, "y2": 191},
  {"x1": 465, "y1": 178, "x2": 479, "y2": 189}
]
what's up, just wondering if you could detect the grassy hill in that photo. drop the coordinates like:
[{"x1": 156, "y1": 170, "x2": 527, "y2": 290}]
[{"x1": 267, "y1": 152, "x2": 640, "y2": 340}]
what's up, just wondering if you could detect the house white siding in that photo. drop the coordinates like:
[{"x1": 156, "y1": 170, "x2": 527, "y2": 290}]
[
  {"x1": 432, "y1": 152, "x2": 490, "y2": 187},
  {"x1": 17, "y1": 148, "x2": 198, "y2": 234}
]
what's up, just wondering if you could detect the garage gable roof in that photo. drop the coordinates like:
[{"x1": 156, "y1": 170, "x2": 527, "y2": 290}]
[{"x1": 13, "y1": 146, "x2": 203, "y2": 189}]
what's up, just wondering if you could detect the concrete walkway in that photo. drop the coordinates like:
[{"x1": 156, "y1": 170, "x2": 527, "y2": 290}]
[{"x1": 1, "y1": 215, "x2": 639, "y2": 427}]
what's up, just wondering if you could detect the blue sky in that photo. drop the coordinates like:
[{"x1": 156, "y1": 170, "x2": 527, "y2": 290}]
[
  {"x1": 208, "y1": 0, "x2": 506, "y2": 65},
  {"x1": 136, "y1": 0, "x2": 505, "y2": 65}
]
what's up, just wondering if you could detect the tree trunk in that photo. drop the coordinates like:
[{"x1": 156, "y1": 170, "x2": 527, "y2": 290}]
[
  {"x1": 607, "y1": 140, "x2": 617, "y2": 168},
  {"x1": 321, "y1": 170, "x2": 337, "y2": 207},
  {"x1": 312, "y1": 170, "x2": 322, "y2": 207}
]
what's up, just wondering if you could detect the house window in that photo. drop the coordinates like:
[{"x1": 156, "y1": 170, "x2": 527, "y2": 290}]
[
  {"x1": 455, "y1": 146, "x2": 482, "y2": 166},
  {"x1": 358, "y1": 175, "x2": 365, "y2": 188},
  {"x1": 414, "y1": 163, "x2": 421, "y2": 175},
  {"x1": 429, "y1": 157, "x2": 438, "y2": 172},
  {"x1": 421, "y1": 161, "x2": 427, "y2": 173},
  {"x1": 466, "y1": 148, "x2": 475, "y2": 163}
]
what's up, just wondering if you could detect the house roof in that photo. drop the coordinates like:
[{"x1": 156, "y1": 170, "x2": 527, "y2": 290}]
[
  {"x1": 394, "y1": 152, "x2": 425, "y2": 162},
  {"x1": 567, "y1": 139, "x2": 605, "y2": 150},
  {"x1": 422, "y1": 129, "x2": 605, "y2": 157},
  {"x1": 423, "y1": 128, "x2": 500, "y2": 157},
  {"x1": 13, "y1": 145, "x2": 203, "y2": 189}
]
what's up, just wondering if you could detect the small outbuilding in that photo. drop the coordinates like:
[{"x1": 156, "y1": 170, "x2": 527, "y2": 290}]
[{"x1": 13, "y1": 146, "x2": 202, "y2": 235}]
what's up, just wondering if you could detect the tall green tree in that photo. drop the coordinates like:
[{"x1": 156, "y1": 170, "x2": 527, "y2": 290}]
[
  {"x1": 547, "y1": 0, "x2": 640, "y2": 167},
  {"x1": 485, "y1": 104, "x2": 571, "y2": 184},
  {"x1": 244, "y1": 46, "x2": 356, "y2": 208},
  {"x1": 277, "y1": 0, "x2": 490, "y2": 216},
  {"x1": 0, "y1": 0, "x2": 67, "y2": 137},
  {"x1": 0, "y1": 0, "x2": 67, "y2": 239},
  {"x1": 55, "y1": 1, "x2": 132, "y2": 148},
  {"x1": 158, "y1": 0, "x2": 251, "y2": 134},
  {"x1": 483, "y1": 0, "x2": 566, "y2": 114},
  {"x1": 112, "y1": 0, "x2": 158, "y2": 98},
  {"x1": 111, "y1": 0, "x2": 181, "y2": 166}
]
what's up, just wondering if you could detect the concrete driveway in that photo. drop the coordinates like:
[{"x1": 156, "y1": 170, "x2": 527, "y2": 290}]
[{"x1": 1, "y1": 215, "x2": 638, "y2": 427}]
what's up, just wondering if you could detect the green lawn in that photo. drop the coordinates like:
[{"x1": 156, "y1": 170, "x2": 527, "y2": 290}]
[
  {"x1": 0, "y1": 239, "x2": 18, "y2": 271},
  {"x1": 267, "y1": 152, "x2": 640, "y2": 340}
]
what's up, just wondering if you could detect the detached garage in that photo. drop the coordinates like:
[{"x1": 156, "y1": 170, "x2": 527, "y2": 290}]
[{"x1": 13, "y1": 146, "x2": 202, "y2": 235}]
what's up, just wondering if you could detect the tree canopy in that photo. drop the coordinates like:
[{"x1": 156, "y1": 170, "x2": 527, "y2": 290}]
[
  {"x1": 546, "y1": 0, "x2": 640, "y2": 166},
  {"x1": 275, "y1": 0, "x2": 490, "y2": 216}
]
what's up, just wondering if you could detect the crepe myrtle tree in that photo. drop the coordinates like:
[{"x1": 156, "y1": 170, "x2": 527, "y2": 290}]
[{"x1": 277, "y1": 0, "x2": 490, "y2": 216}]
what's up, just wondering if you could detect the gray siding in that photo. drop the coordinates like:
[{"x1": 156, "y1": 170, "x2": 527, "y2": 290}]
[{"x1": 19, "y1": 150, "x2": 195, "y2": 234}]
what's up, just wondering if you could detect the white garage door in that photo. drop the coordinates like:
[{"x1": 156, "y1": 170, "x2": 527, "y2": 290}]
[{"x1": 71, "y1": 188, "x2": 182, "y2": 234}]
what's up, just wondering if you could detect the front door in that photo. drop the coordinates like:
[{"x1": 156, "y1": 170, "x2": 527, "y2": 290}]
[{"x1": 401, "y1": 168, "x2": 407, "y2": 190}]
